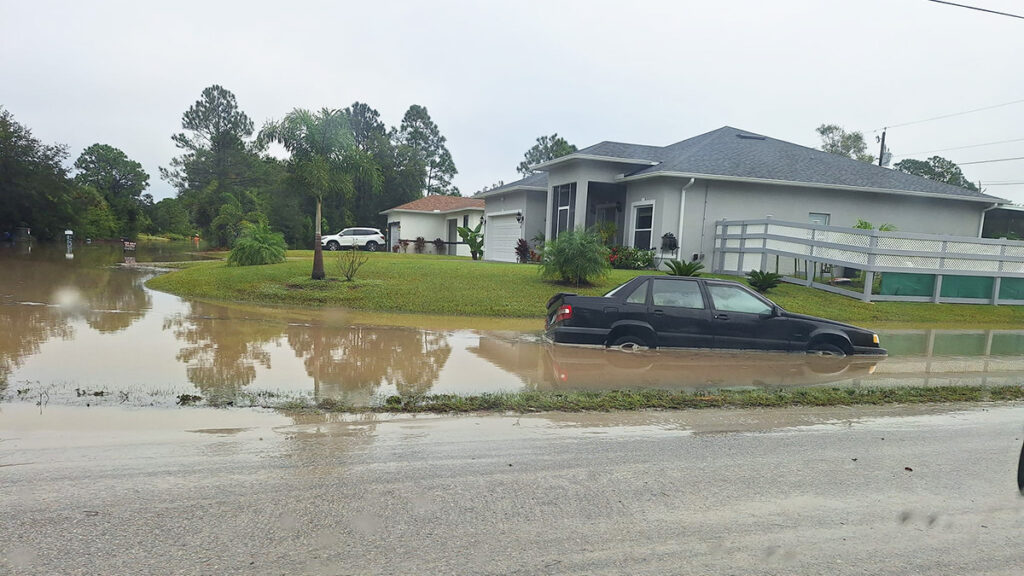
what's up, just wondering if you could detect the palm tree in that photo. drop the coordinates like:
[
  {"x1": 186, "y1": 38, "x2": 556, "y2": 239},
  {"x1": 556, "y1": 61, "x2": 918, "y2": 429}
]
[{"x1": 259, "y1": 108, "x2": 354, "y2": 280}]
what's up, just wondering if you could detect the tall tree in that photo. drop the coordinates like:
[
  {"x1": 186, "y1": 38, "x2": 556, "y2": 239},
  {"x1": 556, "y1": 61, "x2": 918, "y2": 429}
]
[
  {"x1": 816, "y1": 124, "x2": 875, "y2": 164},
  {"x1": 893, "y1": 156, "x2": 979, "y2": 191},
  {"x1": 0, "y1": 107, "x2": 78, "y2": 240},
  {"x1": 259, "y1": 108, "x2": 355, "y2": 280},
  {"x1": 74, "y1": 144, "x2": 150, "y2": 237},
  {"x1": 517, "y1": 133, "x2": 577, "y2": 176},
  {"x1": 399, "y1": 105, "x2": 459, "y2": 196},
  {"x1": 161, "y1": 85, "x2": 263, "y2": 244}
]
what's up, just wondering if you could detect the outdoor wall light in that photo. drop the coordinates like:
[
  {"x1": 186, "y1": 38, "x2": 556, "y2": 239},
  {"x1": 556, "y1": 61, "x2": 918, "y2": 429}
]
[{"x1": 516, "y1": 211, "x2": 524, "y2": 224}]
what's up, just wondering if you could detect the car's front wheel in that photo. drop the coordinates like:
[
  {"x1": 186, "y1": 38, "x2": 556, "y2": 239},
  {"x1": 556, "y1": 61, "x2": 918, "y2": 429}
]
[
  {"x1": 365, "y1": 241, "x2": 378, "y2": 252},
  {"x1": 325, "y1": 241, "x2": 340, "y2": 251},
  {"x1": 808, "y1": 342, "x2": 847, "y2": 358}
]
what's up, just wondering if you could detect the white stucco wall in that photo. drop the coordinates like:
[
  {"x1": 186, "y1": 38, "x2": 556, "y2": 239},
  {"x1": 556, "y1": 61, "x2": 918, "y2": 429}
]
[{"x1": 386, "y1": 210, "x2": 482, "y2": 256}]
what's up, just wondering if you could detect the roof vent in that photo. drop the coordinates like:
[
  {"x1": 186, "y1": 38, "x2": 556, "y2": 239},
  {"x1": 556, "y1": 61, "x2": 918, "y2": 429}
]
[{"x1": 736, "y1": 133, "x2": 766, "y2": 140}]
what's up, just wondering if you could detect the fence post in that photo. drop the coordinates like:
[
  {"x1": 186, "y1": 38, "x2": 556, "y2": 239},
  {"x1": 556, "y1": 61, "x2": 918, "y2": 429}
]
[
  {"x1": 862, "y1": 234, "x2": 878, "y2": 302},
  {"x1": 932, "y1": 275, "x2": 943, "y2": 304},
  {"x1": 992, "y1": 277, "x2": 1001, "y2": 305},
  {"x1": 739, "y1": 223, "x2": 748, "y2": 273}
]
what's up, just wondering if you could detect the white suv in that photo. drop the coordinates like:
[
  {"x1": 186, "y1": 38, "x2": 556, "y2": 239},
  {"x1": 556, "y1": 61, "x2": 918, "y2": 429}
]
[{"x1": 321, "y1": 228, "x2": 386, "y2": 252}]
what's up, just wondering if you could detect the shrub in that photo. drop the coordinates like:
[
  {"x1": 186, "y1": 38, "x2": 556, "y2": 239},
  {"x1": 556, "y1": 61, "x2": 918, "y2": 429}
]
[
  {"x1": 392, "y1": 244, "x2": 400, "y2": 253},
  {"x1": 414, "y1": 236, "x2": 426, "y2": 254},
  {"x1": 539, "y1": 229, "x2": 610, "y2": 286},
  {"x1": 666, "y1": 259, "x2": 704, "y2": 277},
  {"x1": 608, "y1": 246, "x2": 655, "y2": 270},
  {"x1": 515, "y1": 238, "x2": 531, "y2": 263},
  {"x1": 337, "y1": 245, "x2": 369, "y2": 281},
  {"x1": 747, "y1": 269, "x2": 783, "y2": 293},
  {"x1": 457, "y1": 222, "x2": 484, "y2": 260},
  {"x1": 432, "y1": 237, "x2": 446, "y2": 254},
  {"x1": 400, "y1": 239, "x2": 410, "y2": 253},
  {"x1": 227, "y1": 223, "x2": 287, "y2": 266}
]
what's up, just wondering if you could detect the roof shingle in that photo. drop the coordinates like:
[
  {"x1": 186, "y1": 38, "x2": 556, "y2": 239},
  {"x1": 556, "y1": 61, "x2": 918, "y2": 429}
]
[{"x1": 385, "y1": 195, "x2": 485, "y2": 212}]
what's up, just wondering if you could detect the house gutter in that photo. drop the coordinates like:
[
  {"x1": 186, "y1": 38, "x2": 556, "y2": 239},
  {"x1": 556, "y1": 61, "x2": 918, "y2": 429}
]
[
  {"x1": 676, "y1": 178, "x2": 695, "y2": 260},
  {"x1": 978, "y1": 203, "x2": 1001, "y2": 237}
]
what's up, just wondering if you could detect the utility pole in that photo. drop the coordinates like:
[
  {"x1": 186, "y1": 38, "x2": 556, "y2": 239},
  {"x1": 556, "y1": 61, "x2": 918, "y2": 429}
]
[{"x1": 878, "y1": 129, "x2": 887, "y2": 167}]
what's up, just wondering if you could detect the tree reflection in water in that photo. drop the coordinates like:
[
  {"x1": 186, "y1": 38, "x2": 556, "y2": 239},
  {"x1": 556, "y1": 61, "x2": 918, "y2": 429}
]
[
  {"x1": 167, "y1": 300, "x2": 452, "y2": 404},
  {"x1": 287, "y1": 324, "x2": 451, "y2": 404},
  {"x1": 0, "y1": 305, "x2": 74, "y2": 391},
  {"x1": 165, "y1": 301, "x2": 285, "y2": 402}
]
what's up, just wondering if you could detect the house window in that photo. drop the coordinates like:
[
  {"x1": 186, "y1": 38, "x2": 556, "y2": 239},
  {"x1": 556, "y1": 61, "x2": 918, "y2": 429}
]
[
  {"x1": 633, "y1": 205, "x2": 653, "y2": 249},
  {"x1": 551, "y1": 183, "x2": 576, "y2": 240},
  {"x1": 809, "y1": 212, "x2": 830, "y2": 226},
  {"x1": 463, "y1": 215, "x2": 468, "y2": 228}
]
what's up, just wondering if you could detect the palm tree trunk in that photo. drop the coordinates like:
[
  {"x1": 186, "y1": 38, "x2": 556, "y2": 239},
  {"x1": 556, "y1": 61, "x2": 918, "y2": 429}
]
[{"x1": 312, "y1": 197, "x2": 325, "y2": 280}]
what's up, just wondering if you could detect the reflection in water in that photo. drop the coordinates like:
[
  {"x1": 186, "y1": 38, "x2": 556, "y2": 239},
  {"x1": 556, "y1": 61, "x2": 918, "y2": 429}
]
[
  {"x1": 471, "y1": 337, "x2": 880, "y2": 390},
  {"x1": 0, "y1": 304, "x2": 74, "y2": 391},
  {"x1": 288, "y1": 324, "x2": 451, "y2": 403},
  {"x1": 1019, "y1": 439, "x2": 1024, "y2": 496},
  {"x1": 165, "y1": 301, "x2": 285, "y2": 401}
]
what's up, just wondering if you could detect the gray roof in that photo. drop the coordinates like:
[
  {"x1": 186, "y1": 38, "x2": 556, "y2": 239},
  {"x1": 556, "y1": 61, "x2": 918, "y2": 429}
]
[
  {"x1": 473, "y1": 172, "x2": 547, "y2": 198},
  {"x1": 565, "y1": 126, "x2": 1005, "y2": 202}
]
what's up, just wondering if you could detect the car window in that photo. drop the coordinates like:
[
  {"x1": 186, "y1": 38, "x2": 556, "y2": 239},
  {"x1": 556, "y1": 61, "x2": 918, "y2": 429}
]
[
  {"x1": 708, "y1": 285, "x2": 772, "y2": 315},
  {"x1": 340, "y1": 230, "x2": 352, "y2": 236},
  {"x1": 625, "y1": 281, "x2": 648, "y2": 304},
  {"x1": 651, "y1": 279, "x2": 704, "y2": 309}
]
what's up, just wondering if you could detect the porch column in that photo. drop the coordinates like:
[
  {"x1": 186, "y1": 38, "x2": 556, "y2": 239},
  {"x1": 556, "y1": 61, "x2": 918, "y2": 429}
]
[
  {"x1": 544, "y1": 186, "x2": 554, "y2": 242},
  {"x1": 572, "y1": 180, "x2": 588, "y2": 231}
]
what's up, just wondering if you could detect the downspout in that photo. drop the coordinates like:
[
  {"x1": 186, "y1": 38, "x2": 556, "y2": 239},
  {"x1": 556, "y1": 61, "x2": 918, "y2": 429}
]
[
  {"x1": 697, "y1": 181, "x2": 710, "y2": 261},
  {"x1": 978, "y1": 203, "x2": 1000, "y2": 238},
  {"x1": 676, "y1": 178, "x2": 695, "y2": 260}
]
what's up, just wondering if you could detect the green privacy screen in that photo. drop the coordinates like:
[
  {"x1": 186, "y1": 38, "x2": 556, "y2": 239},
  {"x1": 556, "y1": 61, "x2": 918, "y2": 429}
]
[
  {"x1": 998, "y1": 277, "x2": 1024, "y2": 300},
  {"x1": 880, "y1": 273, "x2": 1001, "y2": 299},
  {"x1": 878, "y1": 273, "x2": 935, "y2": 297}
]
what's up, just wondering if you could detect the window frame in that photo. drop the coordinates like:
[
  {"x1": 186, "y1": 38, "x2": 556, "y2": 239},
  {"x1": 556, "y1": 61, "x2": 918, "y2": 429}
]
[
  {"x1": 629, "y1": 200, "x2": 655, "y2": 250},
  {"x1": 706, "y1": 282, "x2": 775, "y2": 315}
]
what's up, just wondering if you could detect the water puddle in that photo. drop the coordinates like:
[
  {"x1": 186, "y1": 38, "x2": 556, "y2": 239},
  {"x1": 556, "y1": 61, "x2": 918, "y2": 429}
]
[{"x1": 2, "y1": 243, "x2": 1024, "y2": 408}]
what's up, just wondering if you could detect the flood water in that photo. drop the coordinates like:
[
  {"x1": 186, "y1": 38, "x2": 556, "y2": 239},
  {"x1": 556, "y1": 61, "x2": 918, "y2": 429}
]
[{"x1": 2, "y1": 242, "x2": 1024, "y2": 408}]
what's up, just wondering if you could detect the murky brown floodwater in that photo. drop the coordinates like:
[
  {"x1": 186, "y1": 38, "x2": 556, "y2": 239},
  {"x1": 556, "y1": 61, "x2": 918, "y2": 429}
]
[{"x1": 2, "y1": 242, "x2": 1024, "y2": 408}]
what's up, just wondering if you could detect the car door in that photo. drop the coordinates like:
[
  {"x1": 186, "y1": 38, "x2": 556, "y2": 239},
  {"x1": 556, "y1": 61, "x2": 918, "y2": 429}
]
[
  {"x1": 706, "y1": 283, "x2": 782, "y2": 350},
  {"x1": 647, "y1": 278, "x2": 714, "y2": 349},
  {"x1": 341, "y1": 229, "x2": 357, "y2": 248}
]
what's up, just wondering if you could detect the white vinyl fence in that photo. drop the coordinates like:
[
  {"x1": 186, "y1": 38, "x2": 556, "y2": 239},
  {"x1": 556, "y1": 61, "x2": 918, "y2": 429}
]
[{"x1": 714, "y1": 219, "x2": 1024, "y2": 305}]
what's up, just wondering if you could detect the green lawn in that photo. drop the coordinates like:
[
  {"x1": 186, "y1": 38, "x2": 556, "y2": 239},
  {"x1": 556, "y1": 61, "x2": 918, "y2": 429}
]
[{"x1": 146, "y1": 251, "x2": 1024, "y2": 327}]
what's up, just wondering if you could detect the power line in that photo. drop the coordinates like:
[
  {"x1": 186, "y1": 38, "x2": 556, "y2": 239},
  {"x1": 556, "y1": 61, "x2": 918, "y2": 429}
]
[
  {"x1": 873, "y1": 97, "x2": 1024, "y2": 132},
  {"x1": 893, "y1": 137, "x2": 1024, "y2": 158},
  {"x1": 959, "y1": 156, "x2": 1024, "y2": 166},
  {"x1": 927, "y1": 1, "x2": 1024, "y2": 20}
]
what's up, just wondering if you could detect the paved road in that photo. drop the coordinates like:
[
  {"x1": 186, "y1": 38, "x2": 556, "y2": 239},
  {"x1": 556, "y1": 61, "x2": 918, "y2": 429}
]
[{"x1": 2, "y1": 403, "x2": 1023, "y2": 575}]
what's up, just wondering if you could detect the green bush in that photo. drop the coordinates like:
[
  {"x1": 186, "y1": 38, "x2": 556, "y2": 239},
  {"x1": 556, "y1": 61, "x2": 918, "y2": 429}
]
[
  {"x1": 747, "y1": 269, "x2": 783, "y2": 293},
  {"x1": 608, "y1": 246, "x2": 655, "y2": 269},
  {"x1": 665, "y1": 259, "x2": 704, "y2": 277},
  {"x1": 540, "y1": 229, "x2": 610, "y2": 286},
  {"x1": 227, "y1": 223, "x2": 287, "y2": 266}
]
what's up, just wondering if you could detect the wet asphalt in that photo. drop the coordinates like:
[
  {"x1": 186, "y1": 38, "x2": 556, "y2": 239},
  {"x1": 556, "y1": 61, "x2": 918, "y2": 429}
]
[{"x1": 2, "y1": 404, "x2": 1023, "y2": 575}]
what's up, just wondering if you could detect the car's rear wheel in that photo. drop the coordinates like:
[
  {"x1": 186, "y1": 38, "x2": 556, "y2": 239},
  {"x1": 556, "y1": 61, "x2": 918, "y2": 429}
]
[
  {"x1": 808, "y1": 342, "x2": 847, "y2": 358},
  {"x1": 610, "y1": 334, "x2": 649, "y2": 351},
  {"x1": 365, "y1": 241, "x2": 378, "y2": 252},
  {"x1": 326, "y1": 241, "x2": 341, "y2": 251}
]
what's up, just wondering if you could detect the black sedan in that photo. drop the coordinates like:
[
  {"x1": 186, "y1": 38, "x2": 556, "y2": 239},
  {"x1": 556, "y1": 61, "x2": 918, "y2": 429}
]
[{"x1": 545, "y1": 275, "x2": 886, "y2": 357}]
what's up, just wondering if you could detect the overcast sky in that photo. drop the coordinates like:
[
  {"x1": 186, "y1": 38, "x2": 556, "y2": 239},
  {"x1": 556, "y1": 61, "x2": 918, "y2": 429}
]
[{"x1": 3, "y1": 0, "x2": 1024, "y2": 204}]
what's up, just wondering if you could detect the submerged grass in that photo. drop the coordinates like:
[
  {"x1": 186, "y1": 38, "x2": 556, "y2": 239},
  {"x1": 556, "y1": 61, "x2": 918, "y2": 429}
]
[
  {"x1": 267, "y1": 385, "x2": 1024, "y2": 414},
  {"x1": 146, "y1": 251, "x2": 1024, "y2": 326}
]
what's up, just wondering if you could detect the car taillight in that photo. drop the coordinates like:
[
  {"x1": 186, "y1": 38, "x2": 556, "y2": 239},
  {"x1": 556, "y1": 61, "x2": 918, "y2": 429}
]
[{"x1": 554, "y1": 304, "x2": 573, "y2": 323}]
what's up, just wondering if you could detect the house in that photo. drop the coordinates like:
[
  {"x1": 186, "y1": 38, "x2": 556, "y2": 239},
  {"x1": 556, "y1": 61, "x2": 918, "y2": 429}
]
[
  {"x1": 380, "y1": 195, "x2": 485, "y2": 255},
  {"x1": 475, "y1": 126, "x2": 1008, "y2": 264}
]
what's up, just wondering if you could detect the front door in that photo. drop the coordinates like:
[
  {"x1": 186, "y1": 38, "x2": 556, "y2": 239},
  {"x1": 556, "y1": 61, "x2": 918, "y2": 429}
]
[
  {"x1": 447, "y1": 219, "x2": 458, "y2": 256},
  {"x1": 647, "y1": 278, "x2": 714, "y2": 348},
  {"x1": 706, "y1": 283, "x2": 790, "y2": 351}
]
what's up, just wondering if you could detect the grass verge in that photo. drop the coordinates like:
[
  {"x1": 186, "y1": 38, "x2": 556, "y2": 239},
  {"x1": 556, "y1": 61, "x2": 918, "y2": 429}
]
[
  {"x1": 146, "y1": 251, "x2": 1024, "y2": 326},
  {"x1": 277, "y1": 385, "x2": 1024, "y2": 414}
]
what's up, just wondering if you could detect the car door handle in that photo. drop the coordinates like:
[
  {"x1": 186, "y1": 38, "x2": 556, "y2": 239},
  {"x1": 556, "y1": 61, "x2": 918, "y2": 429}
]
[
  {"x1": 715, "y1": 313, "x2": 729, "y2": 320},
  {"x1": 652, "y1": 309, "x2": 665, "y2": 316}
]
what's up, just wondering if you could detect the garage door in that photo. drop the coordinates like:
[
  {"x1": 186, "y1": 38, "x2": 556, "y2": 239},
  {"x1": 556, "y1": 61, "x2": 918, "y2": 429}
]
[{"x1": 485, "y1": 214, "x2": 522, "y2": 262}]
